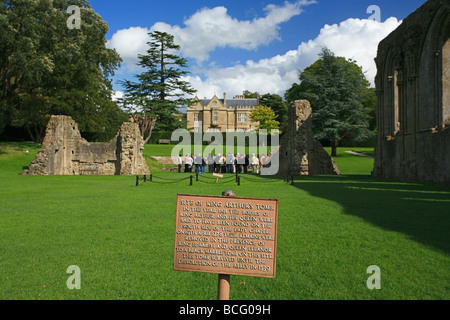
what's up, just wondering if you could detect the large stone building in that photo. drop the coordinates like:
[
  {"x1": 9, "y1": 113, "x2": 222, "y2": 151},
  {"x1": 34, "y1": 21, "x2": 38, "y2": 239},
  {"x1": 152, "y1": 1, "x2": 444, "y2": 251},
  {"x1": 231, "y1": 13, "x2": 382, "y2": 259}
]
[
  {"x1": 187, "y1": 94, "x2": 260, "y2": 132},
  {"x1": 373, "y1": 0, "x2": 450, "y2": 184}
]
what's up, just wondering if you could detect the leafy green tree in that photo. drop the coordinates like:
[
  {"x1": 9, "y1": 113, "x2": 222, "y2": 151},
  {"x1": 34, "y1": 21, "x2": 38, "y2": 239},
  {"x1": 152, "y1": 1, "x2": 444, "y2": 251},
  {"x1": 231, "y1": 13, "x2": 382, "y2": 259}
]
[
  {"x1": 243, "y1": 90, "x2": 259, "y2": 99},
  {"x1": 119, "y1": 31, "x2": 196, "y2": 141},
  {"x1": 0, "y1": 0, "x2": 125, "y2": 142},
  {"x1": 250, "y1": 105, "x2": 280, "y2": 134},
  {"x1": 364, "y1": 87, "x2": 377, "y2": 132},
  {"x1": 259, "y1": 94, "x2": 288, "y2": 134},
  {"x1": 285, "y1": 47, "x2": 375, "y2": 156}
]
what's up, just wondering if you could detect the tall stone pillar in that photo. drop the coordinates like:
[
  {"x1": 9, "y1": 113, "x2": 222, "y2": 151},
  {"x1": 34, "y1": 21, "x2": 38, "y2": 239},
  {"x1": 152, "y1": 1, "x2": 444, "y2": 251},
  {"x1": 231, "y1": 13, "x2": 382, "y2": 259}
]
[{"x1": 278, "y1": 100, "x2": 339, "y2": 176}]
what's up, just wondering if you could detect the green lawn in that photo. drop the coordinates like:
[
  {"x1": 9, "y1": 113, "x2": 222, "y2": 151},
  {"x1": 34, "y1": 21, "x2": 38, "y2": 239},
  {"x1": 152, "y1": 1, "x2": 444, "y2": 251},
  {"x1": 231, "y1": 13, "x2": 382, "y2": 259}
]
[{"x1": 0, "y1": 142, "x2": 449, "y2": 300}]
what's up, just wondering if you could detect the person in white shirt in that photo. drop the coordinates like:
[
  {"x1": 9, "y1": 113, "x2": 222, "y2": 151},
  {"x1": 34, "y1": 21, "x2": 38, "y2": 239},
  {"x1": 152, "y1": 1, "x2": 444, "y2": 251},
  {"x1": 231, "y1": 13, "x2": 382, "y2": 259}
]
[{"x1": 251, "y1": 154, "x2": 259, "y2": 174}]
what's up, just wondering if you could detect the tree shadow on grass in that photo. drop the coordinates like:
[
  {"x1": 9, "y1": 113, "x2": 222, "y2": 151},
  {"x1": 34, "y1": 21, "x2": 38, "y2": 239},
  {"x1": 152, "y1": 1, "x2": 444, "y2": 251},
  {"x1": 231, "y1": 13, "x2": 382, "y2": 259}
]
[{"x1": 288, "y1": 175, "x2": 450, "y2": 255}]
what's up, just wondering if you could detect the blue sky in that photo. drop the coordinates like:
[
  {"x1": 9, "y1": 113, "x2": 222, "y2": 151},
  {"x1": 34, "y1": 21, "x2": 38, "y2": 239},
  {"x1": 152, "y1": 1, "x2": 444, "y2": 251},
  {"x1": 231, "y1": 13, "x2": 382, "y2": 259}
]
[{"x1": 89, "y1": 0, "x2": 427, "y2": 99}]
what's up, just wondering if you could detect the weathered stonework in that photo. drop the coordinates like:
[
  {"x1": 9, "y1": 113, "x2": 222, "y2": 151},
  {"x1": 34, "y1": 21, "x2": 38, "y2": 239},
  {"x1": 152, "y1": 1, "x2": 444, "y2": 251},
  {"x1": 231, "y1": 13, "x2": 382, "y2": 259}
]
[
  {"x1": 25, "y1": 115, "x2": 150, "y2": 176},
  {"x1": 373, "y1": 0, "x2": 450, "y2": 184},
  {"x1": 277, "y1": 100, "x2": 339, "y2": 176}
]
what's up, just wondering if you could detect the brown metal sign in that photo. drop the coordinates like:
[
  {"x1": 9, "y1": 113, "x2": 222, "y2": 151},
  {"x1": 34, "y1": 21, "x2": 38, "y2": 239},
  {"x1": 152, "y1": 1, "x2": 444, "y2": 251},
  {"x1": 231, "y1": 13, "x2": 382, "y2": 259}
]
[{"x1": 174, "y1": 194, "x2": 278, "y2": 278}]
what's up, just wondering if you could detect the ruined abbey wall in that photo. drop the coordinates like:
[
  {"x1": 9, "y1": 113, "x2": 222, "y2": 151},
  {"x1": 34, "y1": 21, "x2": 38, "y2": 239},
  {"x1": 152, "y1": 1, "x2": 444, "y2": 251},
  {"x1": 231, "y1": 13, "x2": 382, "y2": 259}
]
[
  {"x1": 25, "y1": 115, "x2": 150, "y2": 176},
  {"x1": 278, "y1": 100, "x2": 339, "y2": 176},
  {"x1": 373, "y1": 0, "x2": 450, "y2": 184}
]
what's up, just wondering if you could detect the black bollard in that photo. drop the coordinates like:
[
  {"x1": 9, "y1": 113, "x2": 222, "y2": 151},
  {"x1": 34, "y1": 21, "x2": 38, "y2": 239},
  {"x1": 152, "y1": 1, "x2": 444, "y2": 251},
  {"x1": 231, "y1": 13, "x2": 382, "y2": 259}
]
[
  {"x1": 190, "y1": 175, "x2": 193, "y2": 186},
  {"x1": 136, "y1": 175, "x2": 139, "y2": 187},
  {"x1": 291, "y1": 176, "x2": 294, "y2": 185},
  {"x1": 150, "y1": 174, "x2": 153, "y2": 182}
]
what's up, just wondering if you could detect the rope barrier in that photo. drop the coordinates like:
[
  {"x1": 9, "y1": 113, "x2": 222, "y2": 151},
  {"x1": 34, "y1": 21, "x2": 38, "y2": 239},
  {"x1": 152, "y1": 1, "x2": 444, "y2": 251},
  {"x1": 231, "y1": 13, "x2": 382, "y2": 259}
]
[
  {"x1": 152, "y1": 175, "x2": 192, "y2": 181},
  {"x1": 136, "y1": 173, "x2": 295, "y2": 186},
  {"x1": 136, "y1": 174, "x2": 193, "y2": 186}
]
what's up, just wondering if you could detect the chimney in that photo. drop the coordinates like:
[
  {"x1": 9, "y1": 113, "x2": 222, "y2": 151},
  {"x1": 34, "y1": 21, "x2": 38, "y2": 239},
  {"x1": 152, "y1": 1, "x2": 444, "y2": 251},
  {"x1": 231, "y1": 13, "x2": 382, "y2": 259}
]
[{"x1": 223, "y1": 92, "x2": 227, "y2": 106}]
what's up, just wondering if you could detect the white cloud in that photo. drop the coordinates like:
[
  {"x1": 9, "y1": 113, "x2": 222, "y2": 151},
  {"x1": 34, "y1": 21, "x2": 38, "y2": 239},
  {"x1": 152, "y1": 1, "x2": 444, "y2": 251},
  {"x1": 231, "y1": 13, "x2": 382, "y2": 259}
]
[
  {"x1": 112, "y1": 90, "x2": 124, "y2": 101},
  {"x1": 189, "y1": 17, "x2": 402, "y2": 98},
  {"x1": 107, "y1": 26, "x2": 151, "y2": 72},
  {"x1": 108, "y1": 1, "x2": 316, "y2": 68},
  {"x1": 152, "y1": 0, "x2": 316, "y2": 62},
  {"x1": 107, "y1": 1, "x2": 402, "y2": 100}
]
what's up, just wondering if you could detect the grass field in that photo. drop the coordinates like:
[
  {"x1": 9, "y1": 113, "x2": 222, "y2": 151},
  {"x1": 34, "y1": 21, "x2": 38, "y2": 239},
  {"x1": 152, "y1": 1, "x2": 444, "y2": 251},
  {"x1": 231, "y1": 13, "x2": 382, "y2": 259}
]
[{"x1": 0, "y1": 142, "x2": 449, "y2": 300}]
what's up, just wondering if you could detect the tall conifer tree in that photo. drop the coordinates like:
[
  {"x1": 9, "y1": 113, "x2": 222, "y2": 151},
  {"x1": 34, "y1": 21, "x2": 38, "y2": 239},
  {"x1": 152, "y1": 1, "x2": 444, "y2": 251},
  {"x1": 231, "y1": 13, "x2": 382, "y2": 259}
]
[
  {"x1": 286, "y1": 47, "x2": 374, "y2": 156},
  {"x1": 119, "y1": 31, "x2": 196, "y2": 141}
]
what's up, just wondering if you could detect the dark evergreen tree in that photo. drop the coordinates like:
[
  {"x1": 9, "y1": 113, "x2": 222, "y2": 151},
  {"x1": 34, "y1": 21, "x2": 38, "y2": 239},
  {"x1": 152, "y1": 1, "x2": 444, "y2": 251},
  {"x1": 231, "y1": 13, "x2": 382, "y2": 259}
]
[
  {"x1": 285, "y1": 47, "x2": 375, "y2": 156},
  {"x1": 119, "y1": 31, "x2": 196, "y2": 141}
]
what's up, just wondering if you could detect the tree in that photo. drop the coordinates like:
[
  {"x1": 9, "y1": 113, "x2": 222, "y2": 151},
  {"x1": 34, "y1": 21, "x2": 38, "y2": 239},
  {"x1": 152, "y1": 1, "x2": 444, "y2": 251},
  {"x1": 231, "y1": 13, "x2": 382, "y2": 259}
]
[
  {"x1": 119, "y1": 31, "x2": 196, "y2": 142},
  {"x1": 243, "y1": 90, "x2": 259, "y2": 99},
  {"x1": 364, "y1": 87, "x2": 377, "y2": 132},
  {"x1": 0, "y1": 0, "x2": 125, "y2": 142},
  {"x1": 285, "y1": 47, "x2": 375, "y2": 156},
  {"x1": 127, "y1": 109, "x2": 158, "y2": 144},
  {"x1": 250, "y1": 105, "x2": 280, "y2": 134},
  {"x1": 259, "y1": 94, "x2": 288, "y2": 134}
]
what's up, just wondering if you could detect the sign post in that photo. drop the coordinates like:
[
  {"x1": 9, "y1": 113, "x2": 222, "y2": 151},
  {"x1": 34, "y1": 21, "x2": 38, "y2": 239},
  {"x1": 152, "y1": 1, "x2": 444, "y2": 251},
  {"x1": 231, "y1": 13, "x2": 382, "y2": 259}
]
[
  {"x1": 217, "y1": 189, "x2": 235, "y2": 300},
  {"x1": 213, "y1": 173, "x2": 224, "y2": 183},
  {"x1": 217, "y1": 274, "x2": 231, "y2": 300},
  {"x1": 173, "y1": 190, "x2": 278, "y2": 300}
]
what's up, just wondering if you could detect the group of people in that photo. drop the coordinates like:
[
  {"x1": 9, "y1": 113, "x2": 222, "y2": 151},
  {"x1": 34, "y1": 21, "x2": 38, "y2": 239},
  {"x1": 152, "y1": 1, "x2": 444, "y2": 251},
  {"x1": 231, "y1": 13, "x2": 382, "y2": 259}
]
[{"x1": 177, "y1": 152, "x2": 271, "y2": 174}]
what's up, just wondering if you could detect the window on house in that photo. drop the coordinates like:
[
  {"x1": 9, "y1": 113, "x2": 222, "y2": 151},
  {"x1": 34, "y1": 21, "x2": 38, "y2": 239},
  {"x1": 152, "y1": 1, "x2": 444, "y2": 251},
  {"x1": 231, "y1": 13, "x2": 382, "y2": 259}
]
[
  {"x1": 237, "y1": 113, "x2": 248, "y2": 123},
  {"x1": 212, "y1": 112, "x2": 219, "y2": 124}
]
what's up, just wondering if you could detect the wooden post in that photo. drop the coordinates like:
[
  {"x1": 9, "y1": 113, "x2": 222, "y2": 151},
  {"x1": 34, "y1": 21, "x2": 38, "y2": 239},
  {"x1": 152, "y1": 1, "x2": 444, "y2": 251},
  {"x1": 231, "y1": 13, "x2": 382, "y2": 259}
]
[
  {"x1": 218, "y1": 189, "x2": 235, "y2": 300},
  {"x1": 213, "y1": 173, "x2": 223, "y2": 183},
  {"x1": 217, "y1": 274, "x2": 231, "y2": 300}
]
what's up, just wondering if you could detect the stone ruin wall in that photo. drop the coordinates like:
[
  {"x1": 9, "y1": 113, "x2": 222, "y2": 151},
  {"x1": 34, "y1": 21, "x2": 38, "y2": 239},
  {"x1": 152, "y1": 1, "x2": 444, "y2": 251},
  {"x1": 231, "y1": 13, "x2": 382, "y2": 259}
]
[
  {"x1": 24, "y1": 115, "x2": 150, "y2": 176},
  {"x1": 277, "y1": 100, "x2": 340, "y2": 176},
  {"x1": 372, "y1": 0, "x2": 450, "y2": 184}
]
